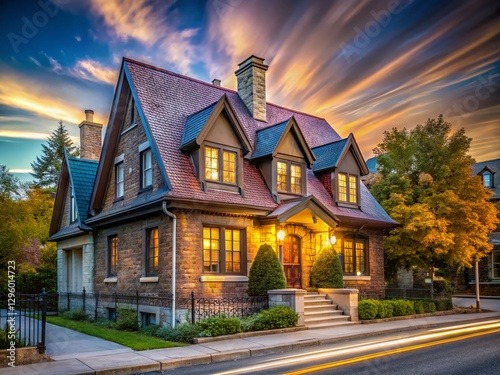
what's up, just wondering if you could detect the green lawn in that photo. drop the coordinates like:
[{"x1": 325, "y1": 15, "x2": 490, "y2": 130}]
[{"x1": 46, "y1": 316, "x2": 185, "y2": 351}]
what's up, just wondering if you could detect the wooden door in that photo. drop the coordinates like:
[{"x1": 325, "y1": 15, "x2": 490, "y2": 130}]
[{"x1": 283, "y1": 235, "x2": 301, "y2": 288}]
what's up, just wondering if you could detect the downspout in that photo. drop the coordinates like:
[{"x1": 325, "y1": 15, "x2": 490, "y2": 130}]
[{"x1": 162, "y1": 201, "x2": 177, "y2": 328}]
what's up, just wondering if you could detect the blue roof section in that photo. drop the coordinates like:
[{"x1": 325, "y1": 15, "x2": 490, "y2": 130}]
[
  {"x1": 365, "y1": 156, "x2": 378, "y2": 174},
  {"x1": 252, "y1": 120, "x2": 289, "y2": 159},
  {"x1": 67, "y1": 157, "x2": 99, "y2": 222},
  {"x1": 180, "y1": 101, "x2": 218, "y2": 148},
  {"x1": 311, "y1": 138, "x2": 348, "y2": 172}
]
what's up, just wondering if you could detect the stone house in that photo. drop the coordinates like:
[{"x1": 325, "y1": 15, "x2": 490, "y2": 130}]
[{"x1": 49, "y1": 55, "x2": 397, "y2": 326}]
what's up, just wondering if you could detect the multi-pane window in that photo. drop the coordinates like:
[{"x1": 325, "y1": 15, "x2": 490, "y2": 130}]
[
  {"x1": 141, "y1": 149, "x2": 152, "y2": 188},
  {"x1": 337, "y1": 172, "x2": 358, "y2": 204},
  {"x1": 70, "y1": 185, "x2": 77, "y2": 222},
  {"x1": 205, "y1": 146, "x2": 237, "y2": 184},
  {"x1": 340, "y1": 237, "x2": 367, "y2": 276},
  {"x1": 203, "y1": 226, "x2": 244, "y2": 274},
  {"x1": 108, "y1": 235, "x2": 118, "y2": 277},
  {"x1": 146, "y1": 228, "x2": 159, "y2": 276},
  {"x1": 115, "y1": 162, "x2": 124, "y2": 198},
  {"x1": 223, "y1": 151, "x2": 236, "y2": 183},
  {"x1": 277, "y1": 160, "x2": 303, "y2": 194},
  {"x1": 493, "y1": 250, "x2": 500, "y2": 279}
]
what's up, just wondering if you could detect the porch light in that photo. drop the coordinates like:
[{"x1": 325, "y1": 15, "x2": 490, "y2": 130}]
[
  {"x1": 277, "y1": 230, "x2": 285, "y2": 241},
  {"x1": 330, "y1": 235, "x2": 337, "y2": 245}
]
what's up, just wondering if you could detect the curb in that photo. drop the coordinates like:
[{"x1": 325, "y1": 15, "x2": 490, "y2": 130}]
[{"x1": 192, "y1": 326, "x2": 308, "y2": 344}]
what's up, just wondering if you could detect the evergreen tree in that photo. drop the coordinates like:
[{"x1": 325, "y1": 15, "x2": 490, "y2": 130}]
[
  {"x1": 248, "y1": 244, "x2": 286, "y2": 296},
  {"x1": 371, "y1": 115, "x2": 498, "y2": 296},
  {"x1": 311, "y1": 246, "x2": 343, "y2": 288},
  {"x1": 30, "y1": 120, "x2": 79, "y2": 189}
]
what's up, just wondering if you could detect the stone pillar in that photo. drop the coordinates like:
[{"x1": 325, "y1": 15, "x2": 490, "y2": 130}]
[
  {"x1": 318, "y1": 288, "x2": 359, "y2": 322},
  {"x1": 235, "y1": 55, "x2": 268, "y2": 122},
  {"x1": 268, "y1": 288, "x2": 306, "y2": 326}
]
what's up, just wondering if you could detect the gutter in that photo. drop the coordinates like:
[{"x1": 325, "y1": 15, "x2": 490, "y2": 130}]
[{"x1": 162, "y1": 201, "x2": 177, "y2": 328}]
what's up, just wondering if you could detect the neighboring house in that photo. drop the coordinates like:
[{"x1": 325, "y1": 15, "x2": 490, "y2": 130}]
[
  {"x1": 455, "y1": 158, "x2": 500, "y2": 295},
  {"x1": 49, "y1": 55, "x2": 397, "y2": 325}
]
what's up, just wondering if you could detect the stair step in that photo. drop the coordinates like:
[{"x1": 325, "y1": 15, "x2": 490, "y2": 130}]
[
  {"x1": 304, "y1": 305, "x2": 339, "y2": 313},
  {"x1": 304, "y1": 294, "x2": 327, "y2": 300},
  {"x1": 304, "y1": 315, "x2": 351, "y2": 324},
  {"x1": 306, "y1": 320, "x2": 355, "y2": 329},
  {"x1": 304, "y1": 310, "x2": 344, "y2": 318},
  {"x1": 304, "y1": 299, "x2": 333, "y2": 306}
]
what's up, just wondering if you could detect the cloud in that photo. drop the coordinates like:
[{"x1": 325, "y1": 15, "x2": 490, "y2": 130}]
[
  {"x1": 0, "y1": 130, "x2": 51, "y2": 140},
  {"x1": 9, "y1": 168, "x2": 33, "y2": 174},
  {"x1": 29, "y1": 57, "x2": 42, "y2": 67},
  {"x1": 90, "y1": 0, "x2": 199, "y2": 74},
  {"x1": 70, "y1": 59, "x2": 118, "y2": 85}
]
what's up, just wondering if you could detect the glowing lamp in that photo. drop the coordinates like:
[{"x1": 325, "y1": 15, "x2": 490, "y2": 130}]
[{"x1": 277, "y1": 230, "x2": 285, "y2": 241}]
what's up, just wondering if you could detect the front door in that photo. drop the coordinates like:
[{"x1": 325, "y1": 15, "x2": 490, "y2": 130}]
[{"x1": 283, "y1": 235, "x2": 301, "y2": 288}]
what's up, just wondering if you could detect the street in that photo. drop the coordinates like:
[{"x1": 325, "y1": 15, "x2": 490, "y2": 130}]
[{"x1": 147, "y1": 321, "x2": 500, "y2": 375}]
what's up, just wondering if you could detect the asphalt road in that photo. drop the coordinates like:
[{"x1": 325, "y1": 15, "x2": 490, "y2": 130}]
[{"x1": 145, "y1": 322, "x2": 500, "y2": 375}]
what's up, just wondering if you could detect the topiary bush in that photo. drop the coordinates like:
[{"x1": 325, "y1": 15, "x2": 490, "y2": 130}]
[
  {"x1": 246, "y1": 306, "x2": 298, "y2": 331},
  {"x1": 197, "y1": 315, "x2": 243, "y2": 337},
  {"x1": 359, "y1": 299, "x2": 378, "y2": 320},
  {"x1": 248, "y1": 244, "x2": 286, "y2": 296},
  {"x1": 114, "y1": 308, "x2": 138, "y2": 331},
  {"x1": 310, "y1": 246, "x2": 343, "y2": 288}
]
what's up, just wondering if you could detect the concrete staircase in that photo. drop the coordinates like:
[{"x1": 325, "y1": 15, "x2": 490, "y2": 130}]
[{"x1": 304, "y1": 293, "x2": 352, "y2": 329}]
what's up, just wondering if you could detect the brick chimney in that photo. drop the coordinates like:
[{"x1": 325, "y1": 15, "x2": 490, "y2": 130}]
[
  {"x1": 235, "y1": 55, "x2": 268, "y2": 122},
  {"x1": 78, "y1": 109, "x2": 102, "y2": 160}
]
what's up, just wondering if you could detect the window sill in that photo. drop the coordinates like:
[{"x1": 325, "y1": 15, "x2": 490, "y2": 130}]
[
  {"x1": 121, "y1": 122, "x2": 137, "y2": 136},
  {"x1": 336, "y1": 202, "x2": 360, "y2": 209},
  {"x1": 138, "y1": 186, "x2": 153, "y2": 194},
  {"x1": 113, "y1": 196, "x2": 124, "y2": 203},
  {"x1": 104, "y1": 277, "x2": 117, "y2": 283},
  {"x1": 199, "y1": 275, "x2": 248, "y2": 282},
  {"x1": 140, "y1": 276, "x2": 159, "y2": 283},
  {"x1": 343, "y1": 275, "x2": 371, "y2": 281}
]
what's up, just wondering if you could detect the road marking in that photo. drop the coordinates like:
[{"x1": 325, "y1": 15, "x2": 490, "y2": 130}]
[{"x1": 283, "y1": 328, "x2": 500, "y2": 375}]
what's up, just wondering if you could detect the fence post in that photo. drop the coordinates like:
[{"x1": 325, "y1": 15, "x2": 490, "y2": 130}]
[
  {"x1": 191, "y1": 291, "x2": 195, "y2": 324},
  {"x1": 114, "y1": 291, "x2": 117, "y2": 321},
  {"x1": 38, "y1": 288, "x2": 47, "y2": 354},
  {"x1": 67, "y1": 291, "x2": 71, "y2": 311},
  {"x1": 83, "y1": 287, "x2": 86, "y2": 313},
  {"x1": 94, "y1": 291, "x2": 99, "y2": 321}
]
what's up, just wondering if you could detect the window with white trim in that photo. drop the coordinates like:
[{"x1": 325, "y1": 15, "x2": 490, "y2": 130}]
[
  {"x1": 141, "y1": 149, "x2": 153, "y2": 189},
  {"x1": 115, "y1": 161, "x2": 124, "y2": 198}
]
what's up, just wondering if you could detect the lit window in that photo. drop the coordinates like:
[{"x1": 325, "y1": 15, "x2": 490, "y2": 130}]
[
  {"x1": 141, "y1": 149, "x2": 152, "y2": 188},
  {"x1": 277, "y1": 161, "x2": 288, "y2": 191},
  {"x1": 340, "y1": 237, "x2": 367, "y2": 276},
  {"x1": 146, "y1": 228, "x2": 159, "y2": 276},
  {"x1": 108, "y1": 236, "x2": 118, "y2": 277},
  {"x1": 493, "y1": 250, "x2": 500, "y2": 279},
  {"x1": 483, "y1": 172, "x2": 491, "y2": 188},
  {"x1": 223, "y1": 151, "x2": 236, "y2": 183},
  {"x1": 205, "y1": 146, "x2": 237, "y2": 184},
  {"x1": 337, "y1": 172, "x2": 358, "y2": 205},
  {"x1": 70, "y1": 185, "x2": 78, "y2": 222},
  {"x1": 203, "y1": 226, "x2": 245, "y2": 274},
  {"x1": 277, "y1": 160, "x2": 304, "y2": 194},
  {"x1": 116, "y1": 162, "x2": 124, "y2": 198}
]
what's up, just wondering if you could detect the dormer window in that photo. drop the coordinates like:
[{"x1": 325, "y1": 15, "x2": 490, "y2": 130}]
[
  {"x1": 483, "y1": 171, "x2": 492, "y2": 188},
  {"x1": 204, "y1": 145, "x2": 237, "y2": 185},
  {"x1": 337, "y1": 172, "x2": 358, "y2": 205},
  {"x1": 277, "y1": 160, "x2": 303, "y2": 194}
]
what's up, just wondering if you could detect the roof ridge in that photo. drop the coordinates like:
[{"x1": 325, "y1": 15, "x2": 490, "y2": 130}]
[
  {"x1": 311, "y1": 137, "x2": 348, "y2": 150},
  {"x1": 123, "y1": 57, "x2": 328, "y2": 122},
  {"x1": 256, "y1": 118, "x2": 290, "y2": 133},
  {"x1": 68, "y1": 157, "x2": 99, "y2": 164}
]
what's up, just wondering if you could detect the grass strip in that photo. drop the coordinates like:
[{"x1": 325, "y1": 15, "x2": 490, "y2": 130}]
[{"x1": 46, "y1": 316, "x2": 186, "y2": 351}]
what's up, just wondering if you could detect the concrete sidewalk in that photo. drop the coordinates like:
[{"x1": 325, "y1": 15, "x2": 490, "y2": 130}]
[{"x1": 4, "y1": 310, "x2": 500, "y2": 375}]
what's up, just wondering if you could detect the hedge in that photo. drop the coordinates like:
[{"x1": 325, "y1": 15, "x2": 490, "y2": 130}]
[{"x1": 359, "y1": 298, "x2": 449, "y2": 320}]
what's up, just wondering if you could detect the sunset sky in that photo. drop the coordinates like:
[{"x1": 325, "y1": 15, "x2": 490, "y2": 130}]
[{"x1": 1, "y1": 0, "x2": 499, "y2": 183}]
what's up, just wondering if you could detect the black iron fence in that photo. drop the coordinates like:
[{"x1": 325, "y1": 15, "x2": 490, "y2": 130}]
[
  {"x1": 385, "y1": 288, "x2": 432, "y2": 300},
  {"x1": 0, "y1": 291, "x2": 47, "y2": 353},
  {"x1": 190, "y1": 292, "x2": 268, "y2": 324}
]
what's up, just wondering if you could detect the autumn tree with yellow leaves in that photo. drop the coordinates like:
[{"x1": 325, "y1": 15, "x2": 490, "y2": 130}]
[{"x1": 371, "y1": 116, "x2": 498, "y2": 297}]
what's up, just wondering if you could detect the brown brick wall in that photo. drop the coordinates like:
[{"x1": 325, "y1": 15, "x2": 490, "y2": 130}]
[
  {"x1": 80, "y1": 123, "x2": 102, "y2": 161},
  {"x1": 317, "y1": 172, "x2": 333, "y2": 197},
  {"x1": 102, "y1": 99, "x2": 164, "y2": 212}
]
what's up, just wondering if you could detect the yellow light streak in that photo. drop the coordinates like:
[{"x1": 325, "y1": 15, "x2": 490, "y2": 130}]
[{"x1": 284, "y1": 328, "x2": 499, "y2": 375}]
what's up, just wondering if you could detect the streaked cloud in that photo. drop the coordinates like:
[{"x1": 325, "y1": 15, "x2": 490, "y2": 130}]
[{"x1": 70, "y1": 59, "x2": 118, "y2": 85}]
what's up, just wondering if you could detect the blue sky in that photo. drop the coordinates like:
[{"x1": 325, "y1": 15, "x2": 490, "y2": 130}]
[{"x1": 1, "y1": 0, "x2": 499, "y2": 183}]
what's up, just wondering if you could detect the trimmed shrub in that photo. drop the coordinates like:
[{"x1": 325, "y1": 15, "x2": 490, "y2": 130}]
[
  {"x1": 114, "y1": 308, "x2": 138, "y2": 331},
  {"x1": 390, "y1": 300, "x2": 415, "y2": 316},
  {"x1": 413, "y1": 300, "x2": 425, "y2": 314},
  {"x1": 247, "y1": 306, "x2": 298, "y2": 331},
  {"x1": 156, "y1": 323, "x2": 202, "y2": 343},
  {"x1": 60, "y1": 309, "x2": 87, "y2": 321},
  {"x1": 359, "y1": 299, "x2": 378, "y2": 320},
  {"x1": 376, "y1": 300, "x2": 394, "y2": 319},
  {"x1": 422, "y1": 300, "x2": 436, "y2": 313},
  {"x1": 310, "y1": 246, "x2": 343, "y2": 288},
  {"x1": 248, "y1": 244, "x2": 286, "y2": 296},
  {"x1": 197, "y1": 315, "x2": 243, "y2": 337}
]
